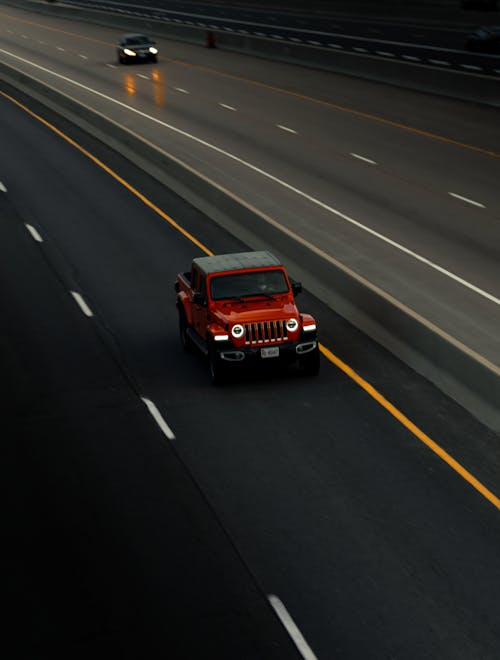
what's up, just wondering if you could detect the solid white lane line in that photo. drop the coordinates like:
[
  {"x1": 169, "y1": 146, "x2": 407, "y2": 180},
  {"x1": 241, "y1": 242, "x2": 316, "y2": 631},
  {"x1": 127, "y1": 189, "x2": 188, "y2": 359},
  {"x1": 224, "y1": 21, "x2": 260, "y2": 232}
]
[
  {"x1": 449, "y1": 192, "x2": 485, "y2": 208},
  {"x1": 219, "y1": 103, "x2": 236, "y2": 111},
  {"x1": 70, "y1": 291, "x2": 93, "y2": 317},
  {"x1": 268, "y1": 595, "x2": 318, "y2": 660},
  {"x1": 25, "y1": 224, "x2": 43, "y2": 242},
  {"x1": 277, "y1": 124, "x2": 297, "y2": 134},
  {"x1": 174, "y1": 87, "x2": 190, "y2": 94},
  {"x1": 351, "y1": 153, "x2": 377, "y2": 164},
  {"x1": 5, "y1": 50, "x2": 498, "y2": 307},
  {"x1": 141, "y1": 398, "x2": 175, "y2": 440},
  {"x1": 0, "y1": 181, "x2": 7, "y2": 192}
]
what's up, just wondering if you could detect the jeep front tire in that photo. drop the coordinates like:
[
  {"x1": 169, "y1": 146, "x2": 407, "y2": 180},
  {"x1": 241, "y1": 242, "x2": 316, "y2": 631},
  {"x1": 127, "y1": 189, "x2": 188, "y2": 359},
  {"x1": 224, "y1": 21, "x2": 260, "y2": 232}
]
[{"x1": 208, "y1": 341, "x2": 227, "y2": 385}]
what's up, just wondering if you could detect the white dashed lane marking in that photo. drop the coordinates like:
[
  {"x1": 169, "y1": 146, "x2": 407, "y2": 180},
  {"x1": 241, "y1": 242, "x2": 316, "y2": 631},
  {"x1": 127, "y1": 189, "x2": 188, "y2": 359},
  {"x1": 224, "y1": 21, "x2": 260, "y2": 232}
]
[
  {"x1": 0, "y1": 181, "x2": 7, "y2": 192},
  {"x1": 461, "y1": 64, "x2": 482, "y2": 71},
  {"x1": 376, "y1": 51, "x2": 395, "y2": 57},
  {"x1": 449, "y1": 192, "x2": 485, "y2": 208},
  {"x1": 268, "y1": 595, "x2": 318, "y2": 660},
  {"x1": 277, "y1": 124, "x2": 297, "y2": 134},
  {"x1": 174, "y1": 87, "x2": 190, "y2": 94},
  {"x1": 137, "y1": 74, "x2": 150, "y2": 79},
  {"x1": 79, "y1": 54, "x2": 88, "y2": 59},
  {"x1": 141, "y1": 398, "x2": 176, "y2": 441},
  {"x1": 25, "y1": 224, "x2": 43, "y2": 242},
  {"x1": 70, "y1": 291, "x2": 94, "y2": 317},
  {"x1": 351, "y1": 153, "x2": 377, "y2": 165},
  {"x1": 219, "y1": 103, "x2": 236, "y2": 111},
  {"x1": 429, "y1": 59, "x2": 450, "y2": 66}
]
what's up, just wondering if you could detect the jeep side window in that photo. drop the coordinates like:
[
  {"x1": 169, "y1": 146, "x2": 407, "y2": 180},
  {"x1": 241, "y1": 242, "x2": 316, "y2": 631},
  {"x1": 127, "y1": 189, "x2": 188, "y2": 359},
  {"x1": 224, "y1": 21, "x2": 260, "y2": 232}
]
[{"x1": 192, "y1": 268, "x2": 200, "y2": 292}]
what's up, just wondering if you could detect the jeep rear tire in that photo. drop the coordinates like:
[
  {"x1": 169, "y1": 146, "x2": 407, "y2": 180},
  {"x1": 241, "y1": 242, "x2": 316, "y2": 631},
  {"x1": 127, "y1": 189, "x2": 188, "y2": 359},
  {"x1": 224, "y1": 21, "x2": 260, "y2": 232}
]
[{"x1": 178, "y1": 308, "x2": 191, "y2": 352}]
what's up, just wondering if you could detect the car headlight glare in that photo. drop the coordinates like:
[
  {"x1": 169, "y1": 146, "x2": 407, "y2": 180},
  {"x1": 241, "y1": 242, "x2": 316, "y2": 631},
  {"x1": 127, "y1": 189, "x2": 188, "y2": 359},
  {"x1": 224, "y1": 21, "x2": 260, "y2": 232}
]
[
  {"x1": 231, "y1": 324, "x2": 244, "y2": 338},
  {"x1": 286, "y1": 318, "x2": 299, "y2": 332},
  {"x1": 124, "y1": 48, "x2": 136, "y2": 56},
  {"x1": 149, "y1": 47, "x2": 158, "y2": 54}
]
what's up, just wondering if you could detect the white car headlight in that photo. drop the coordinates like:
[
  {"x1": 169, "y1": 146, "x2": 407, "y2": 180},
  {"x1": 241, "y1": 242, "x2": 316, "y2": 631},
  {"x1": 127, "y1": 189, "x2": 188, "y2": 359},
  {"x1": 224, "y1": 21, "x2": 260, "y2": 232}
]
[
  {"x1": 231, "y1": 324, "x2": 244, "y2": 338},
  {"x1": 124, "y1": 48, "x2": 136, "y2": 56},
  {"x1": 149, "y1": 47, "x2": 158, "y2": 54},
  {"x1": 286, "y1": 318, "x2": 299, "y2": 332}
]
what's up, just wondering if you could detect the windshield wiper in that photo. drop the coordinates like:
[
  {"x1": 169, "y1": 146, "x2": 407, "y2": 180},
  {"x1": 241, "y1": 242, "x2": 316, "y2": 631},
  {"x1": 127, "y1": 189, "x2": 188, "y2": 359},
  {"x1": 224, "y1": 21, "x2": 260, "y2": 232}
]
[{"x1": 243, "y1": 293, "x2": 277, "y2": 301}]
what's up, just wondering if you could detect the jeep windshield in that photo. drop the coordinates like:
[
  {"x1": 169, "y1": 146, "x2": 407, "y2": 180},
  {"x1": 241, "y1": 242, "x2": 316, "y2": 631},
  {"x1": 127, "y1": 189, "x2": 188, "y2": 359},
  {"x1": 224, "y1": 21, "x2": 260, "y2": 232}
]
[{"x1": 210, "y1": 270, "x2": 289, "y2": 300}]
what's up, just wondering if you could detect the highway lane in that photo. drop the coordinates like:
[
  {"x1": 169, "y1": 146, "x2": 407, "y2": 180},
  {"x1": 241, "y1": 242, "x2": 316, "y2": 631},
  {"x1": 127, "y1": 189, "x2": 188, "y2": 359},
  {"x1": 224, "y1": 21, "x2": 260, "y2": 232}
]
[
  {"x1": 2, "y1": 80, "x2": 500, "y2": 658},
  {"x1": 1, "y1": 5, "x2": 499, "y2": 381},
  {"x1": 0, "y1": 98, "x2": 307, "y2": 659}
]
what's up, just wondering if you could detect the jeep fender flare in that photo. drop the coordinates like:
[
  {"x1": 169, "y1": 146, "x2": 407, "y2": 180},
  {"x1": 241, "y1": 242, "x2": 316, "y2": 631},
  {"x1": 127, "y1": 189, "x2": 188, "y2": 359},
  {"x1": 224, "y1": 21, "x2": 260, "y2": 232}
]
[{"x1": 176, "y1": 292, "x2": 193, "y2": 325}]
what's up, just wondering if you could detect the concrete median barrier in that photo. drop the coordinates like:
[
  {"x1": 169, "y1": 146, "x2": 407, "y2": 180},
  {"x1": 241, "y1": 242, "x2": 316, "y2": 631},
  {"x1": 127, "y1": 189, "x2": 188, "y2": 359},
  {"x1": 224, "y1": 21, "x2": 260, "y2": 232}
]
[{"x1": 0, "y1": 56, "x2": 498, "y2": 431}]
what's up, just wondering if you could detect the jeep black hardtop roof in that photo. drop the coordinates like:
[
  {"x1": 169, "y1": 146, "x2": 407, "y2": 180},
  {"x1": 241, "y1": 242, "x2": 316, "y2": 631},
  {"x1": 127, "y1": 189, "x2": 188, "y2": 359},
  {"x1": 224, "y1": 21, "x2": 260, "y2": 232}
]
[{"x1": 193, "y1": 251, "x2": 282, "y2": 275}]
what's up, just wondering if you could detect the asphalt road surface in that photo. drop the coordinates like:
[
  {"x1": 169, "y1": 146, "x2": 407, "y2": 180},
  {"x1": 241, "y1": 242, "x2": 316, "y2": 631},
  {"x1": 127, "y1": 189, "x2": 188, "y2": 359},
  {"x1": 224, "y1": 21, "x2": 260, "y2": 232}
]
[
  {"x1": 0, "y1": 3, "x2": 499, "y2": 377},
  {"x1": 2, "y1": 77, "x2": 500, "y2": 658}
]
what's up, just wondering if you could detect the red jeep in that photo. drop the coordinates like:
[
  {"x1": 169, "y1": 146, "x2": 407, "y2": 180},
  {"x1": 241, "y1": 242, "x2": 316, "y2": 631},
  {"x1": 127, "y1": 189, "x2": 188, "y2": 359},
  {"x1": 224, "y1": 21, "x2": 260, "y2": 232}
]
[{"x1": 175, "y1": 251, "x2": 319, "y2": 382}]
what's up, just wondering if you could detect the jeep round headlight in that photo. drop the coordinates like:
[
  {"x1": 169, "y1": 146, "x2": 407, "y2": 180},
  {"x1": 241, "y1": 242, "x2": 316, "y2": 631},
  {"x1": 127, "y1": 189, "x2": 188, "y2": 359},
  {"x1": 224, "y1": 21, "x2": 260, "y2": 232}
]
[
  {"x1": 231, "y1": 324, "x2": 244, "y2": 338},
  {"x1": 286, "y1": 318, "x2": 299, "y2": 332}
]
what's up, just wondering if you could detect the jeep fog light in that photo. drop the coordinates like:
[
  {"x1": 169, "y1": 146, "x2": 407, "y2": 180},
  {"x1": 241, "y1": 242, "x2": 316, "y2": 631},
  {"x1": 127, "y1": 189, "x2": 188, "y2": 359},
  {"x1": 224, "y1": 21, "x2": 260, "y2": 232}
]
[
  {"x1": 303, "y1": 323, "x2": 316, "y2": 332},
  {"x1": 231, "y1": 324, "x2": 244, "y2": 338},
  {"x1": 286, "y1": 318, "x2": 299, "y2": 332}
]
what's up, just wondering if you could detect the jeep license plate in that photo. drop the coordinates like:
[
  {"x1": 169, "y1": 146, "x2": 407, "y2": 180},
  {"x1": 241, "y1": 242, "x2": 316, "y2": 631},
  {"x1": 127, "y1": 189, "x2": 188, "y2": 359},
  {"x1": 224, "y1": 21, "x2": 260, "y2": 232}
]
[{"x1": 261, "y1": 346, "x2": 279, "y2": 359}]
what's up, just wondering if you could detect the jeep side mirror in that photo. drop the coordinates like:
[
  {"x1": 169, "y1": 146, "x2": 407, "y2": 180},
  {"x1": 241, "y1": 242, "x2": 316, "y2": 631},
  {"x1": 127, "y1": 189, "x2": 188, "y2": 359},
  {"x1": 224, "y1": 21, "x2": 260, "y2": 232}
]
[
  {"x1": 292, "y1": 281, "x2": 302, "y2": 297},
  {"x1": 193, "y1": 292, "x2": 206, "y2": 306}
]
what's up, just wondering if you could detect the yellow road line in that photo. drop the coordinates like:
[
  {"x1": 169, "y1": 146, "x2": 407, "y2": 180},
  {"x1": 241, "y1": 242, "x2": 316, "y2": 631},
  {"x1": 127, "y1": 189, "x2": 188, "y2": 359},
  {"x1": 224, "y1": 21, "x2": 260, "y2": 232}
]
[
  {"x1": 319, "y1": 344, "x2": 500, "y2": 511},
  {"x1": 0, "y1": 90, "x2": 213, "y2": 256},
  {"x1": 2, "y1": 10, "x2": 499, "y2": 159},
  {"x1": 2, "y1": 88, "x2": 499, "y2": 512},
  {"x1": 166, "y1": 58, "x2": 500, "y2": 159}
]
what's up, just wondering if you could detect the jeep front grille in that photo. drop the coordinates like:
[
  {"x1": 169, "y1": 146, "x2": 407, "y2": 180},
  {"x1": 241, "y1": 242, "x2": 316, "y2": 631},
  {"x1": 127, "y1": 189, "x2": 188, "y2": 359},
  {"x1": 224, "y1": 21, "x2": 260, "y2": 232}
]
[{"x1": 244, "y1": 321, "x2": 288, "y2": 345}]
